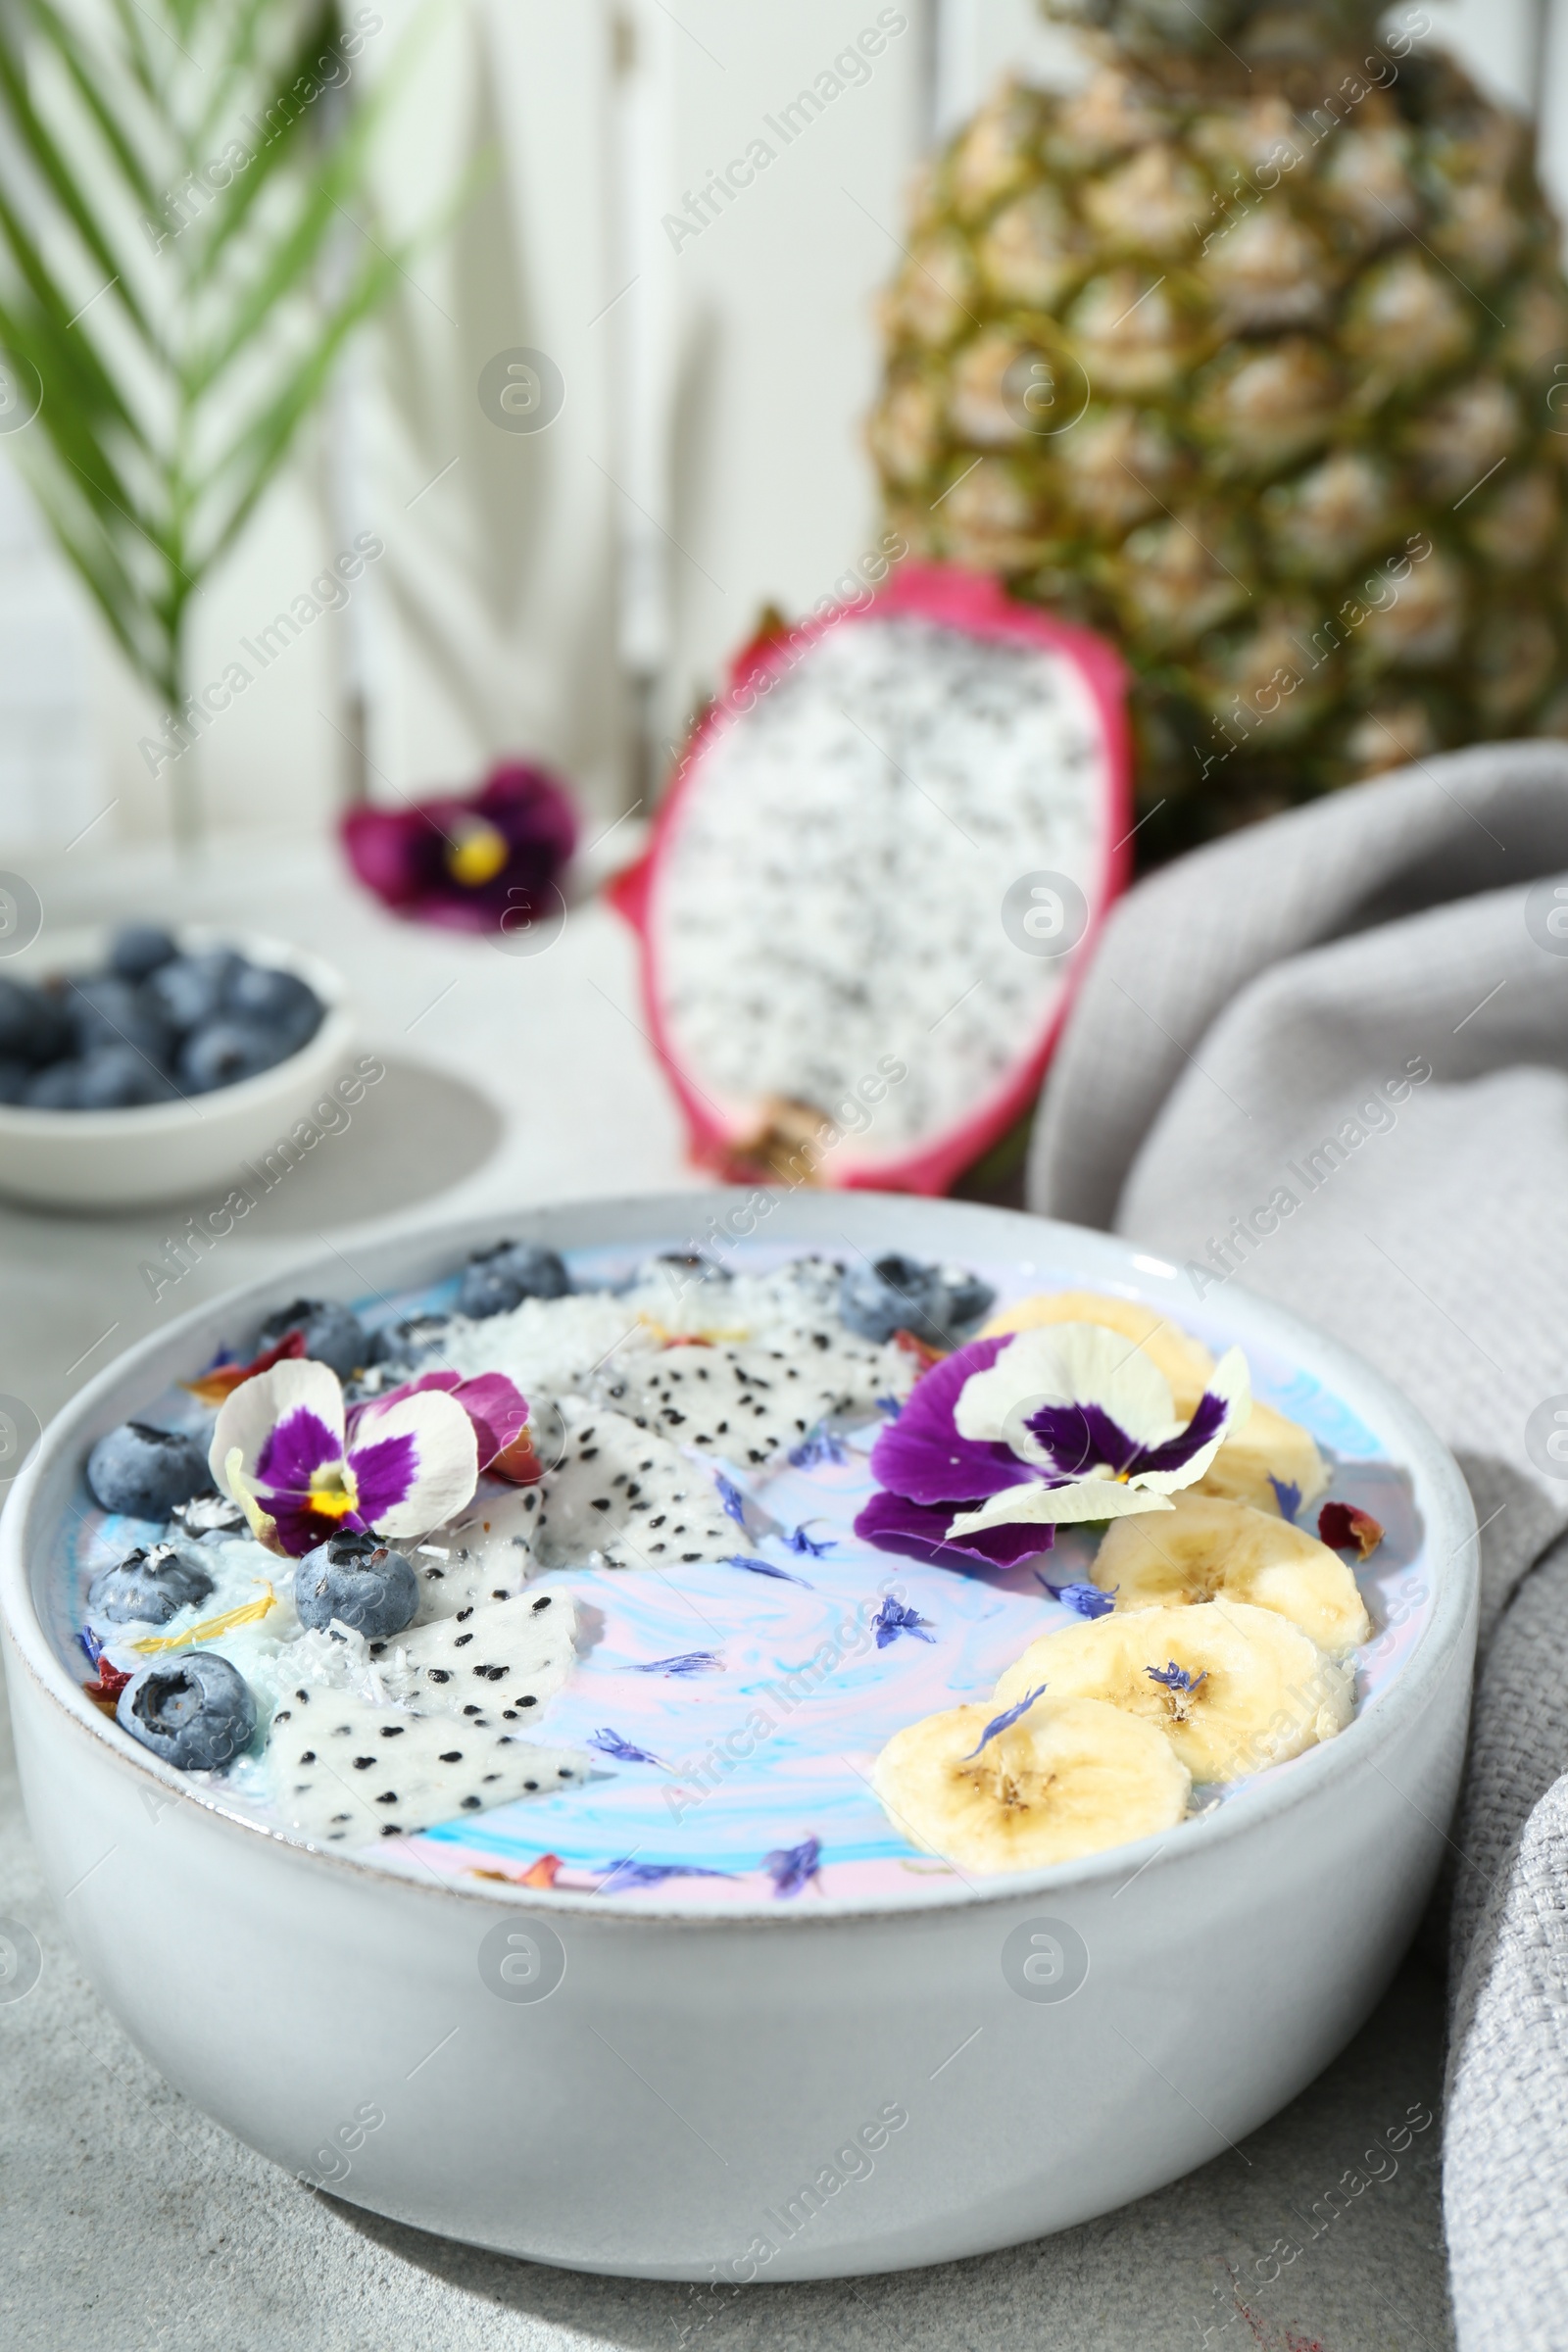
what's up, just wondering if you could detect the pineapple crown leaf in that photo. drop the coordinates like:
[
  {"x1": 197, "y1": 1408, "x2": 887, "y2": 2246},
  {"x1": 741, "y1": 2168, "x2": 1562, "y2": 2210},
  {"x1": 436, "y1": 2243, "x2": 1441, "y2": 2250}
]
[{"x1": 1040, "y1": 0, "x2": 1403, "y2": 62}]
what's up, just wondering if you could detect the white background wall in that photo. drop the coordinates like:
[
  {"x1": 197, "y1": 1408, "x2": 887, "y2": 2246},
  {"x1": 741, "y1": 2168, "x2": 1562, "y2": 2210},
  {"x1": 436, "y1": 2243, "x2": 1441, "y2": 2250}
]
[{"x1": 2, "y1": 0, "x2": 1564, "y2": 857}]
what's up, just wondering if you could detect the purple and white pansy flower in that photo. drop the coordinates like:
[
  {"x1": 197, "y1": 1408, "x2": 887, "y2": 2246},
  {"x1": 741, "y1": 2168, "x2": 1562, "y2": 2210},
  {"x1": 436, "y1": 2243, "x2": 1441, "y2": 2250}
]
[
  {"x1": 856, "y1": 1322, "x2": 1250, "y2": 1571},
  {"x1": 209, "y1": 1358, "x2": 481, "y2": 1559}
]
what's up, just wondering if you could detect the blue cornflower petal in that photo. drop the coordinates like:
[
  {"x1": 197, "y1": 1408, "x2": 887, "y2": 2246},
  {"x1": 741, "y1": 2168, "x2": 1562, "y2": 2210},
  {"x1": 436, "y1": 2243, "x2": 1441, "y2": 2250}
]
[
  {"x1": 874, "y1": 1395, "x2": 903, "y2": 1419},
  {"x1": 762, "y1": 1835, "x2": 822, "y2": 1897},
  {"x1": 713, "y1": 1473, "x2": 749, "y2": 1529},
  {"x1": 1269, "y1": 1476, "x2": 1302, "y2": 1523},
  {"x1": 588, "y1": 1727, "x2": 666, "y2": 1767},
  {"x1": 785, "y1": 1522, "x2": 834, "y2": 1556},
  {"x1": 788, "y1": 1425, "x2": 849, "y2": 1468},
  {"x1": 629, "y1": 1651, "x2": 723, "y2": 1677},
  {"x1": 79, "y1": 1624, "x2": 104, "y2": 1668},
  {"x1": 873, "y1": 1594, "x2": 936, "y2": 1648},
  {"x1": 724, "y1": 1552, "x2": 812, "y2": 1588},
  {"x1": 1038, "y1": 1576, "x2": 1117, "y2": 1621},
  {"x1": 962, "y1": 1684, "x2": 1047, "y2": 1759},
  {"x1": 1146, "y1": 1659, "x2": 1207, "y2": 1697},
  {"x1": 597, "y1": 1858, "x2": 734, "y2": 1889}
]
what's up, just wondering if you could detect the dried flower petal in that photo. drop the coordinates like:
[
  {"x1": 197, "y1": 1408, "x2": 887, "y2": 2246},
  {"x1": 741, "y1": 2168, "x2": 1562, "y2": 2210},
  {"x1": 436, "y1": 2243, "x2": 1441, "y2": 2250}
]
[
  {"x1": 873, "y1": 1594, "x2": 936, "y2": 1648},
  {"x1": 962, "y1": 1683, "x2": 1047, "y2": 1758},
  {"x1": 1317, "y1": 1499, "x2": 1384, "y2": 1559},
  {"x1": 1270, "y1": 1476, "x2": 1303, "y2": 1522},
  {"x1": 597, "y1": 1858, "x2": 734, "y2": 1889},
  {"x1": 588, "y1": 1727, "x2": 666, "y2": 1767},
  {"x1": 785, "y1": 1522, "x2": 834, "y2": 1556},
  {"x1": 723, "y1": 1552, "x2": 812, "y2": 1588},
  {"x1": 1040, "y1": 1577, "x2": 1117, "y2": 1620},
  {"x1": 763, "y1": 1836, "x2": 822, "y2": 1897},
  {"x1": 630, "y1": 1651, "x2": 723, "y2": 1677},
  {"x1": 788, "y1": 1425, "x2": 849, "y2": 1468},
  {"x1": 713, "y1": 1473, "x2": 749, "y2": 1528}
]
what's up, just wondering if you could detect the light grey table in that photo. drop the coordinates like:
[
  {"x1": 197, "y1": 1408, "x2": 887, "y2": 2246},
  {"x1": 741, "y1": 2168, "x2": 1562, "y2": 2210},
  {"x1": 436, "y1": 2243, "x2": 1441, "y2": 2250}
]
[{"x1": 0, "y1": 835, "x2": 1455, "y2": 2351}]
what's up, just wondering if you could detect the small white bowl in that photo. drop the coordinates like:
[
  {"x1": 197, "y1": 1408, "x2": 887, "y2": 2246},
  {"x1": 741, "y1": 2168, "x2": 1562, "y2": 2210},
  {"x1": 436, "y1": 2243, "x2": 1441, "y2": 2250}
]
[
  {"x1": 0, "y1": 1193, "x2": 1479, "y2": 2280},
  {"x1": 0, "y1": 926, "x2": 355, "y2": 1211}
]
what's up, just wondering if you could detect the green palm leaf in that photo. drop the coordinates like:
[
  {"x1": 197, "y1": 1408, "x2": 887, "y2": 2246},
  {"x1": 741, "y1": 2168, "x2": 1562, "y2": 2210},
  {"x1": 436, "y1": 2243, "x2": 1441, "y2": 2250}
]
[{"x1": 0, "y1": 0, "x2": 440, "y2": 844}]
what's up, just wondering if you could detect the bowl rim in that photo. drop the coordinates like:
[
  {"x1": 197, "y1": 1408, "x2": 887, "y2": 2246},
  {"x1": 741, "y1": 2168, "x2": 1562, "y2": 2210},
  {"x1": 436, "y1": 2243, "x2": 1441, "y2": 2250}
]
[
  {"x1": 0, "y1": 1190, "x2": 1480, "y2": 1927},
  {"x1": 0, "y1": 922, "x2": 353, "y2": 1138}
]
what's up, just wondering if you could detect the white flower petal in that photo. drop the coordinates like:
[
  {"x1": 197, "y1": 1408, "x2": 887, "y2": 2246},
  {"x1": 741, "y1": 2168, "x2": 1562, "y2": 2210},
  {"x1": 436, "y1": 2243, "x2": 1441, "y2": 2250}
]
[
  {"x1": 947, "y1": 1481, "x2": 1176, "y2": 1537},
  {"x1": 348, "y1": 1388, "x2": 478, "y2": 1538},
  {"x1": 1135, "y1": 1347, "x2": 1252, "y2": 1493},
  {"x1": 954, "y1": 1323, "x2": 1179, "y2": 1457},
  {"x1": 209, "y1": 1358, "x2": 347, "y2": 1497}
]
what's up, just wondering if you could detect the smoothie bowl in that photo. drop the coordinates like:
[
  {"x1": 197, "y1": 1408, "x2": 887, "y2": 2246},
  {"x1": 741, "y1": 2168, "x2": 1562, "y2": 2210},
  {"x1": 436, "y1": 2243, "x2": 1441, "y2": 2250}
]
[{"x1": 0, "y1": 1193, "x2": 1477, "y2": 2280}]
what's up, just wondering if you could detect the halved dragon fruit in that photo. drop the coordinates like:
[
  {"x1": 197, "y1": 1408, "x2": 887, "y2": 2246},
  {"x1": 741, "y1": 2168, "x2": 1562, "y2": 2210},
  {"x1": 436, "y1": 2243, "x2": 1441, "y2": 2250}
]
[{"x1": 610, "y1": 563, "x2": 1130, "y2": 1194}]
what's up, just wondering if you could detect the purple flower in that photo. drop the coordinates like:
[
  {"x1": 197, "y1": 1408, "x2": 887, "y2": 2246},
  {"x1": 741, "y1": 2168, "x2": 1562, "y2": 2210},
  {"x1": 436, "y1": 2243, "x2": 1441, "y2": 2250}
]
[
  {"x1": 856, "y1": 1486, "x2": 1054, "y2": 1570},
  {"x1": 1039, "y1": 1577, "x2": 1117, "y2": 1620},
  {"x1": 629, "y1": 1651, "x2": 723, "y2": 1676},
  {"x1": 588, "y1": 1728, "x2": 665, "y2": 1767},
  {"x1": 788, "y1": 1425, "x2": 848, "y2": 1468},
  {"x1": 724, "y1": 1553, "x2": 812, "y2": 1588},
  {"x1": 762, "y1": 1836, "x2": 822, "y2": 1898},
  {"x1": 596, "y1": 1858, "x2": 734, "y2": 1889},
  {"x1": 713, "y1": 1473, "x2": 749, "y2": 1529},
  {"x1": 210, "y1": 1359, "x2": 478, "y2": 1558},
  {"x1": 785, "y1": 1522, "x2": 834, "y2": 1556},
  {"x1": 340, "y1": 760, "x2": 577, "y2": 935},
  {"x1": 1269, "y1": 1476, "x2": 1302, "y2": 1522},
  {"x1": 961, "y1": 1684, "x2": 1047, "y2": 1759},
  {"x1": 873, "y1": 1594, "x2": 935, "y2": 1648},
  {"x1": 857, "y1": 1323, "x2": 1250, "y2": 1570}
]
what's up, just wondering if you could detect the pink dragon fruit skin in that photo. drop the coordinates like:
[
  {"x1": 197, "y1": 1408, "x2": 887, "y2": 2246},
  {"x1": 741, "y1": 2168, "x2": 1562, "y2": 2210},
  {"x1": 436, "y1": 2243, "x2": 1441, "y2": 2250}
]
[{"x1": 609, "y1": 562, "x2": 1133, "y2": 1197}]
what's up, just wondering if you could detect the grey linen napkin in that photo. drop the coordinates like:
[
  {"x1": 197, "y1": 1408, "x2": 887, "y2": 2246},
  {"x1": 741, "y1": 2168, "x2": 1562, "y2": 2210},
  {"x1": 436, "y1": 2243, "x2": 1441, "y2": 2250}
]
[{"x1": 1025, "y1": 741, "x2": 1568, "y2": 2352}]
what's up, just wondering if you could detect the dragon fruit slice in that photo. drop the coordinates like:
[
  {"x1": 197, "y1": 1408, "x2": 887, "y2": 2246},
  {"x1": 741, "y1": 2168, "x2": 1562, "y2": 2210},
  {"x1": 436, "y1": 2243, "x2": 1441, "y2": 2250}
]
[
  {"x1": 610, "y1": 562, "x2": 1130, "y2": 1193},
  {"x1": 394, "y1": 1590, "x2": 577, "y2": 1710},
  {"x1": 530, "y1": 1401, "x2": 736, "y2": 1571},
  {"x1": 266, "y1": 1686, "x2": 591, "y2": 1844}
]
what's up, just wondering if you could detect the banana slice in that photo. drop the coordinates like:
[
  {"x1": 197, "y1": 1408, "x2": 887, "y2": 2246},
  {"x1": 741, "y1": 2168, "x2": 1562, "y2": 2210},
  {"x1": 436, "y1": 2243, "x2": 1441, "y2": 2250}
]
[
  {"x1": 873, "y1": 1691, "x2": 1189, "y2": 1875},
  {"x1": 1092, "y1": 1491, "x2": 1371, "y2": 1654},
  {"x1": 979, "y1": 1288, "x2": 1215, "y2": 1412},
  {"x1": 1196, "y1": 1398, "x2": 1329, "y2": 1517},
  {"x1": 994, "y1": 1601, "x2": 1351, "y2": 1785}
]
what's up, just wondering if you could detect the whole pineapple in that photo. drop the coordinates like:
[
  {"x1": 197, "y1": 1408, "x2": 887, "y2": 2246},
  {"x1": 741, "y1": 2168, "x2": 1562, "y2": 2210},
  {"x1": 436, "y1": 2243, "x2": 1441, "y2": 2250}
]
[{"x1": 869, "y1": 0, "x2": 1568, "y2": 855}]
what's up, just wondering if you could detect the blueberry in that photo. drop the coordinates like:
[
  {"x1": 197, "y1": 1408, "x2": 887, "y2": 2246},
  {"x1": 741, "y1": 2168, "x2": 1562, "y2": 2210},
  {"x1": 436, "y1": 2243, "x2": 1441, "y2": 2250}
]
[
  {"x1": 87, "y1": 1542, "x2": 215, "y2": 1626},
  {"x1": 222, "y1": 962, "x2": 321, "y2": 1053},
  {"x1": 117, "y1": 1651, "x2": 256, "y2": 1771},
  {"x1": 23, "y1": 1059, "x2": 84, "y2": 1108},
  {"x1": 76, "y1": 1044, "x2": 180, "y2": 1109},
  {"x1": 254, "y1": 1297, "x2": 366, "y2": 1379},
  {"x1": 108, "y1": 925, "x2": 178, "y2": 983},
  {"x1": 86, "y1": 1421, "x2": 214, "y2": 1518},
  {"x1": 143, "y1": 950, "x2": 242, "y2": 1034},
  {"x1": 294, "y1": 1530, "x2": 418, "y2": 1638},
  {"x1": 366, "y1": 1312, "x2": 451, "y2": 1370},
  {"x1": 0, "y1": 976, "x2": 71, "y2": 1064},
  {"x1": 64, "y1": 975, "x2": 174, "y2": 1065},
  {"x1": 177, "y1": 1017, "x2": 292, "y2": 1093},
  {"x1": 458, "y1": 1241, "x2": 571, "y2": 1319},
  {"x1": 0, "y1": 1056, "x2": 29, "y2": 1103},
  {"x1": 929, "y1": 1264, "x2": 996, "y2": 1333},
  {"x1": 838, "y1": 1254, "x2": 996, "y2": 1347}
]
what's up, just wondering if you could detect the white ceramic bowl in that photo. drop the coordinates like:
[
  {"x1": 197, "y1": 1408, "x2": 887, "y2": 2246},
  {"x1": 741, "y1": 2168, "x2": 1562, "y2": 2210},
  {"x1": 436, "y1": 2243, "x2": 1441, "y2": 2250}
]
[
  {"x1": 0, "y1": 925, "x2": 355, "y2": 1210},
  {"x1": 0, "y1": 1193, "x2": 1478, "y2": 2281}
]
